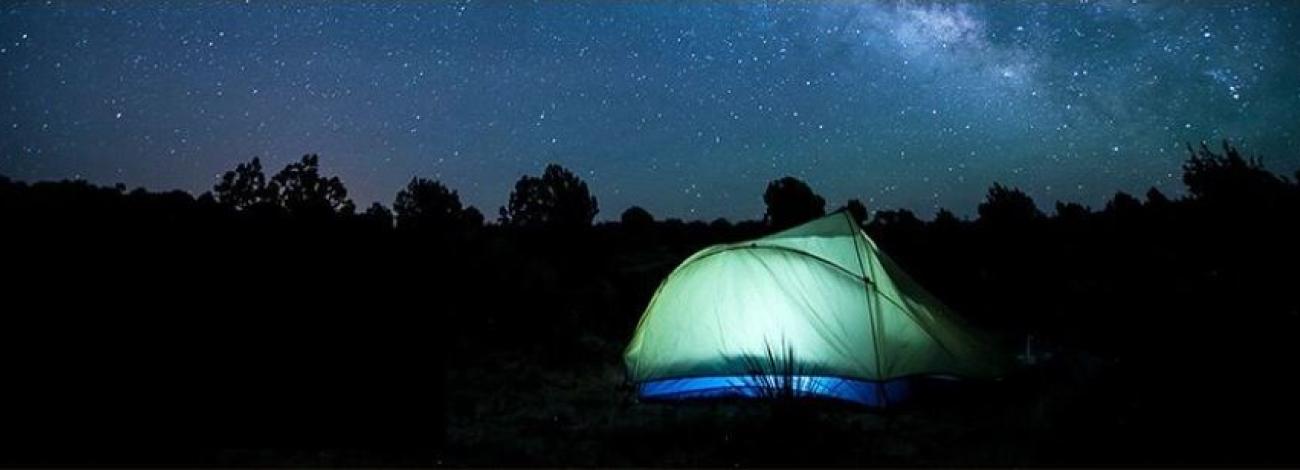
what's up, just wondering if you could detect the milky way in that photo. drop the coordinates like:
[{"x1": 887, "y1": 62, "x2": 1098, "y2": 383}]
[{"x1": 2, "y1": 1, "x2": 1298, "y2": 220}]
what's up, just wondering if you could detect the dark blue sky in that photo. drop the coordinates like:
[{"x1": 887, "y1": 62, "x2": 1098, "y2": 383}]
[{"x1": 3, "y1": 1, "x2": 1298, "y2": 220}]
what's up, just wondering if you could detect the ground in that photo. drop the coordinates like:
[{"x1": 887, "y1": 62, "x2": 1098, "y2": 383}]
[{"x1": 439, "y1": 334, "x2": 1099, "y2": 467}]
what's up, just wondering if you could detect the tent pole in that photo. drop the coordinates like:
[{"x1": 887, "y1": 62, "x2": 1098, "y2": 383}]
[{"x1": 848, "y1": 211, "x2": 888, "y2": 409}]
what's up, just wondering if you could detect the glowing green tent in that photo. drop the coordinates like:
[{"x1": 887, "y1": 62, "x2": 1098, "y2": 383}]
[{"x1": 624, "y1": 210, "x2": 1006, "y2": 406}]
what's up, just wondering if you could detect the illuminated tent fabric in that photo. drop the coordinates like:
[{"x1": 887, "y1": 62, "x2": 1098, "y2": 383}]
[{"x1": 623, "y1": 210, "x2": 1006, "y2": 406}]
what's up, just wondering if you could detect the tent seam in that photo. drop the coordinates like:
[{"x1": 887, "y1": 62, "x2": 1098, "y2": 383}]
[{"x1": 848, "y1": 212, "x2": 888, "y2": 388}]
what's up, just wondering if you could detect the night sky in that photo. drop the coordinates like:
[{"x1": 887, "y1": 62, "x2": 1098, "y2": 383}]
[{"x1": 3, "y1": 1, "x2": 1299, "y2": 220}]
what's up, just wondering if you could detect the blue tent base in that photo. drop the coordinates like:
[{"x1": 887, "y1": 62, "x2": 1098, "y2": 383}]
[{"x1": 637, "y1": 375, "x2": 916, "y2": 407}]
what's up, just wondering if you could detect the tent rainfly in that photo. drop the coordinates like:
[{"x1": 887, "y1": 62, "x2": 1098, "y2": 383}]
[{"x1": 623, "y1": 210, "x2": 1007, "y2": 407}]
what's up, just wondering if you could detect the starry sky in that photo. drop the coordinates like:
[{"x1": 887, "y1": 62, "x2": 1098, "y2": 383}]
[{"x1": 2, "y1": 1, "x2": 1299, "y2": 220}]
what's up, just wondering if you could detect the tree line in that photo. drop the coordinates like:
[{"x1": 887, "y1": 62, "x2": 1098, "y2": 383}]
[
  {"x1": 2, "y1": 139, "x2": 1300, "y2": 463},
  {"x1": 14, "y1": 140, "x2": 1294, "y2": 237}
]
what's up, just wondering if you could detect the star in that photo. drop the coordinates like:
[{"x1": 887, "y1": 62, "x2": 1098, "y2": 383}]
[{"x1": 0, "y1": 2, "x2": 1297, "y2": 220}]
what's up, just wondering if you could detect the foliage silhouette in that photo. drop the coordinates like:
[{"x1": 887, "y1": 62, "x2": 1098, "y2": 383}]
[
  {"x1": 393, "y1": 177, "x2": 481, "y2": 233},
  {"x1": 2, "y1": 139, "x2": 1299, "y2": 465},
  {"x1": 841, "y1": 198, "x2": 869, "y2": 226},
  {"x1": 1183, "y1": 139, "x2": 1289, "y2": 204},
  {"x1": 268, "y1": 154, "x2": 355, "y2": 217},
  {"x1": 977, "y1": 183, "x2": 1043, "y2": 227},
  {"x1": 620, "y1": 205, "x2": 654, "y2": 229},
  {"x1": 762, "y1": 176, "x2": 826, "y2": 230},
  {"x1": 360, "y1": 202, "x2": 394, "y2": 231},
  {"x1": 499, "y1": 163, "x2": 599, "y2": 230},
  {"x1": 1145, "y1": 187, "x2": 1171, "y2": 207},
  {"x1": 932, "y1": 208, "x2": 964, "y2": 231},
  {"x1": 1105, "y1": 191, "x2": 1142, "y2": 218},
  {"x1": 869, "y1": 208, "x2": 924, "y2": 231},
  {"x1": 213, "y1": 157, "x2": 273, "y2": 211},
  {"x1": 1054, "y1": 201, "x2": 1091, "y2": 223}
]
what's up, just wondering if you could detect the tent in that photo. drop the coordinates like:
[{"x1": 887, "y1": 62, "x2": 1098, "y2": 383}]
[{"x1": 623, "y1": 210, "x2": 1007, "y2": 407}]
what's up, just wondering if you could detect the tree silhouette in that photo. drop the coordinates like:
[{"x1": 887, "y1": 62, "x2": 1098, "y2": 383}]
[
  {"x1": 213, "y1": 157, "x2": 273, "y2": 211},
  {"x1": 1054, "y1": 201, "x2": 1091, "y2": 223},
  {"x1": 977, "y1": 183, "x2": 1043, "y2": 226},
  {"x1": 1145, "y1": 187, "x2": 1171, "y2": 207},
  {"x1": 932, "y1": 208, "x2": 963, "y2": 230},
  {"x1": 869, "y1": 208, "x2": 924, "y2": 232},
  {"x1": 621, "y1": 206, "x2": 654, "y2": 229},
  {"x1": 763, "y1": 176, "x2": 825, "y2": 230},
  {"x1": 268, "y1": 154, "x2": 355, "y2": 217},
  {"x1": 1182, "y1": 140, "x2": 1289, "y2": 204},
  {"x1": 498, "y1": 164, "x2": 599, "y2": 230},
  {"x1": 462, "y1": 206, "x2": 485, "y2": 229},
  {"x1": 1104, "y1": 191, "x2": 1143, "y2": 218},
  {"x1": 841, "y1": 199, "x2": 868, "y2": 226},
  {"x1": 8, "y1": 136, "x2": 1300, "y2": 465},
  {"x1": 360, "y1": 202, "x2": 394, "y2": 231},
  {"x1": 393, "y1": 177, "x2": 480, "y2": 233}
]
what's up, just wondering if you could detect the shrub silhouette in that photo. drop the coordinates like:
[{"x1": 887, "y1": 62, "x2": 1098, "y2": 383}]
[
  {"x1": 931, "y1": 208, "x2": 964, "y2": 231},
  {"x1": 360, "y1": 202, "x2": 394, "y2": 231},
  {"x1": 620, "y1": 205, "x2": 654, "y2": 229},
  {"x1": 977, "y1": 183, "x2": 1042, "y2": 227},
  {"x1": 1104, "y1": 191, "x2": 1142, "y2": 218},
  {"x1": 1144, "y1": 187, "x2": 1171, "y2": 207},
  {"x1": 2, "y1": 136, "x2": 1300, "y2": 466},
  {"x1": 1054, "y1": 201, "x2": 1091, "y2": 222},
  {"x1": 393, "y1": 177, "x2": 481, "y2": 233}
]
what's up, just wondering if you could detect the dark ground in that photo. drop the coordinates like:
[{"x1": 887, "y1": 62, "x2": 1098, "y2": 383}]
[{"x1": 2, "y1": 141, "x2": 1299, "y2": 466}]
